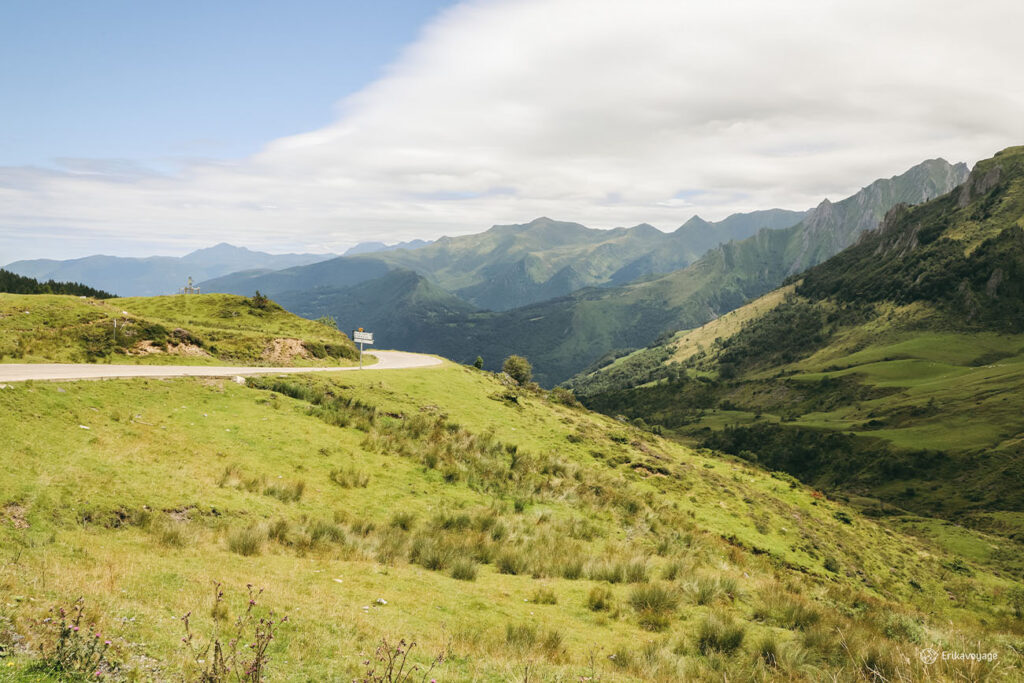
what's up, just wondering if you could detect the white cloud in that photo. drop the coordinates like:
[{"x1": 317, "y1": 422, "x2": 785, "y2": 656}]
[{"x1": 3, "y1": 0, "x2": 1024, "y2": 261}]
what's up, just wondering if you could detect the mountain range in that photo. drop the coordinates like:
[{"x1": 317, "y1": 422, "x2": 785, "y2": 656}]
[
  {"x1": 3, "y1": 242, "x2": 336, "y2": 297},
  {"x1": 203, "y1": 209, "x2": 809, "y2": 312},
  {"x1": 4, "y1": 157, "x2": 970, "y2": 385},
  {"x1": 213, "y1": 158, "x2": 966, "y2": 385}
]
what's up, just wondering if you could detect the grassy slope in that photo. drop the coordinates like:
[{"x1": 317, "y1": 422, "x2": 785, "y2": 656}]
[
  {"x1": 1, "y1": 362, "x2": 1022, "y2": 681},
  {"x1": 0, "y1": 293, "x2": 358, "y2": 366},
  {"x1": 568, "y1": 146, "x2": 1024, "y2": 549}
]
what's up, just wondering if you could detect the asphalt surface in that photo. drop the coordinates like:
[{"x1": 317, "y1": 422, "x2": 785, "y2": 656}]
[{"x1": 0, "y1": 350, "x2": 441, "y2": 383}]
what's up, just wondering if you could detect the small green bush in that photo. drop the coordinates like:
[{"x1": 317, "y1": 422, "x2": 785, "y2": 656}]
[
  {"x1": 624, "y1": 557, "x2": 650, "y2": 583},
  {"x1": 502, "y1": 355, "x2": 533, "y2": 385},
  {"x1": 329, "y1": 467, "x2": 369, "y2": 488},
  {"x1": 630, "y1": 583, "x2": 679, "y2": 614},
  {"x1": 389, "y1": 511, "x2": 417, "y2": 531},
  {"x1": 693, "y1": 576, "x2": 721, "y2": 606},
  {"x1": 531, "y1": 587, "x2": 558, "y2": 605},
  {"x1": 587, "y1": 585, "x2": 614, "y2": 612},
  {"x1": 757, "y1": 635, "x2": 779, "y2": 667},
  {"x1": 697, "y1": 613, "x2": 745, "y2": 654},
  {"x1": 588, "y1": 560, "x2": 625, "y2": 583},
  {"x1": 450, "y1": 558, "x2": 478, "y2": 581},
  {"x1": 561, "y1": 559, "x2": 584, "y2": 580},
  {"x1": 227, "y1": 527, "x2": 265, "y2": 556},
  {"x1": 263, "y1": 479, "x2": 305, "y2": 503},
  {"x1": 497, "y1": 549, "x2": 529, "y2": 575}
]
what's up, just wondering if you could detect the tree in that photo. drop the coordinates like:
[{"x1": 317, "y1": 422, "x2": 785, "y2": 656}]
[
  {"x1": 251, "y1": 290, "x2": 270, "y2": 309},
  {"x1": 502, "y1": 355, "x2": 532, "y2": 385},
  {"x1": 473, "y1": 356, "x2": 484, "y2": 369}
]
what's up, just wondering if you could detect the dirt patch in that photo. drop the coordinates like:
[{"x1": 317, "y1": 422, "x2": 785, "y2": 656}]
[
  {"x1": 165, "y1": 506, "x2": 195, "y2": 523},
  {"x1": 3, "y1": 503, "x2": 29, "y2": 529},
  {"x1": 262, "y1": 338, "x2": 311, "y2": 364},
  {"x1": 130, "y1": 341, "x2": 211, "y2": 357},
  {"x1": 131, "y1": 340, "x2": 163, "y2": 355},
  {"x1": 168, "y1": 343, "x2": 209, "y2": 357}
]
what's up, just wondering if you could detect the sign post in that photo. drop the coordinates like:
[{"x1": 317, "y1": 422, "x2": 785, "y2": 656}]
[{"x1": 352, "y1": 328, "x2": 374, "y2": 369}]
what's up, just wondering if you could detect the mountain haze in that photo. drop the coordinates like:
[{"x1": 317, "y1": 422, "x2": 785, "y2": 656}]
[
  {"x1": 203, "y1": 210, "x2": 808, "y2": 312},
  {"x1": 205, "y1": 159, "x2": 966, "y2": 385},
  {"x1": 4, "y1": 243, "x2": 335, "y2": 297}
]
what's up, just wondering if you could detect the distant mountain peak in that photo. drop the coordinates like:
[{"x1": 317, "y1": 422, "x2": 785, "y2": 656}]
[{"x1": 185, "y1": 243, "x2": 254, "y2": 258}]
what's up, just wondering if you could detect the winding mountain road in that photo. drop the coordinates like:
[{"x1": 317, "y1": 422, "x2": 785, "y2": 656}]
[{"x1": 0, "y1": 350, "x2": 441, "y2": 383}]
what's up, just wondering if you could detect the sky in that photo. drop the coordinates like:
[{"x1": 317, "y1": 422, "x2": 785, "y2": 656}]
[{"x1": 2, "y1": 0, "x2": 1024, "y2": 262}]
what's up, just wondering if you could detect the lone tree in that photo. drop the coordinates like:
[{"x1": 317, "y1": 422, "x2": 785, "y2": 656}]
[
  {"x1": 502, "y1": 355, "x2": 532, "y2": 385},
  {"x1": 473, "y1": 356, "x2": 484, "y2": 369}
]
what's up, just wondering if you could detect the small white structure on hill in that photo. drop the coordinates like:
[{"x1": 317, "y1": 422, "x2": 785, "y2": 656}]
[{"x1": 179, "y1": 276, "x2": 201, "y2": 295}]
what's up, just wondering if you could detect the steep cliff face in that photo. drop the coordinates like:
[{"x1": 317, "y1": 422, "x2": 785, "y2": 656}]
[{"x1": 784, "y1": 158, "x2": 970, "y2": 274}]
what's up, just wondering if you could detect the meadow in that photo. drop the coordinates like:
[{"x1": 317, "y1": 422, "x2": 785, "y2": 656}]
[{"x1": 1, "y1": 360, "x2": 1023, "y2": 680}]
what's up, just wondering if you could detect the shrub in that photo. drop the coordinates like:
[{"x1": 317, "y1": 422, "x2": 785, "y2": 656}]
[
  {"x1": 882, "y1": 614, "x2": 924, "y2": 643},
  {"x1": 630, "y1": 583, "x2": 679, "y2": 613},
  {"x1": 497, "y1": 549, "x2": 529, "y2": 575},
  {"x1": 263, "y1": 480, "x2": 305, "y2": 503},
  {"x1": 502, "y1": 355, "x2": 533, "y2": 385},
  {"x1": 375, "y1": 529, "x2": 407, "y2": 565},
  {"x1": 561, "y1": 559, "x2": 584, "y2": 580},
  {"x1": 757, "y1": 635, "x2": 779, "y2": 667},
  {"x1": 484, "y1": 523, "x2": 507, "y2": 544},
  {"x1": 697, "y1": 613, "x2": 745, "y2": 654},
  {"x1": 505, "y1": 623, "x2": 537, "y2": 650},
  {"x1": 473, "y1": 356, "x2": 484, "y2": 369},
  {"x1": 718, "y1": 576, "x2": 739, "y2": 601},
  {"x1": 754, "y1": 593, "x2": 822, "y2": 631},
  {"x1": 268, "y1": 518, "x2": 291, "y2": 543},
  {"x1": 307, "y1": 519, "x2": 346, "y2": 545},
  {"x1": 409, "y1": 536, "x2": 453, "y2": 571},
  {"x1": 542, "y1": 629, "x2": 564, "y2": 656},
  {"x1": 548, "y1": 387, "x2": 581, "y2": 408},
  {"x1": 389, "y1": 511, "x2": 417, "y2": 531},
  {"x1": 450, "y1": 558, "x2": 478, "y2": 581},
  {"x1": 693, "y1": 576, "x2": 721, "y2": 606},
  {"x1": 588, "y1": 560, "x2": 625, "y2": 583},
  {"x1": 823, "y1": 556, "x2": 840, "y2": 573},
  {"x1": 587, "y1": 586, "x2": 614, "y2": 612},
  {"x1": 531, "y1": 587, "x2": 558, "y2": 605},
  {"x1": 624, "y1": 557, "x2": 650, "y2": 583},
  {"x1": 227, "y1": 527, "x2": 265, "y2": 556},
  {"x1": 662, "y1": 559, "x2": 686, "y2": 581},
  {"x1": 330, "y1": 467, "x2": 369, "y2": 488}
]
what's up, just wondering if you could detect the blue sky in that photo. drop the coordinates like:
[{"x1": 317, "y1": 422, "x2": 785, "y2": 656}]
[
  {"x1": 0, "y1": 0, "x2": 455, "y2": 168},
  {"x1": 2, "y1": 0, "x2": 1023, "y2": 263}
]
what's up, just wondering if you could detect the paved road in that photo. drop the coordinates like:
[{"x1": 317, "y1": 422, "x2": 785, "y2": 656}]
[{"x1": 0, "y1": 350, "x2": 441, "y2": 383}]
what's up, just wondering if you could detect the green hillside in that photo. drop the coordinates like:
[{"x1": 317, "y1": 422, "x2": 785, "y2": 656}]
[
  {"x1": 1, "y1": 361, "x2": 1022, "y2": 681},
  {"x1": 204, "y1": 212, "x2": 808, "y2": 314},
  {"x1": 0, "y1": 292, "x2": 358, "y2": 366},
  {"x1": 569, "y1": 146, "x2": 1024, "y2": 547}
]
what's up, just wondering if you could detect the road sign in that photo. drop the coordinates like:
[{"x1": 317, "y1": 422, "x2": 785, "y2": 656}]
[{"x1": 352, "y1": 329, "x2": 374, "y2": 369}]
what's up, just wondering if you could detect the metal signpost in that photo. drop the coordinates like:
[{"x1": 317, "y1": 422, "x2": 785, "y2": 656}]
[{"x1": 352, "y1": 328, "x2": 374, "y2": 368}]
